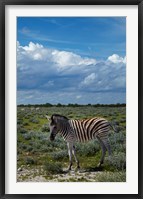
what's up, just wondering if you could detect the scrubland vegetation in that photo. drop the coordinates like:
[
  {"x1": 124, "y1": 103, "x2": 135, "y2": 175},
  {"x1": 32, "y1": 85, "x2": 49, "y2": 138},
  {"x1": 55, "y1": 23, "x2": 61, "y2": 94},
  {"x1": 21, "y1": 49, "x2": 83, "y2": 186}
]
[{"x1": 17, "y1": 105, "x2": 126, "y2": 182}]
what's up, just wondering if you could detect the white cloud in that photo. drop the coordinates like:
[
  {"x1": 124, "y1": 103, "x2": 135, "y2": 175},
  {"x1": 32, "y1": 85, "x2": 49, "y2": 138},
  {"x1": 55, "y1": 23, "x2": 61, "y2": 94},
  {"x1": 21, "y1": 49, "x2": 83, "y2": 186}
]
[
  {"x1": 107, "y1": 54, "x2": 126, "y2": 64},
  {"x1": 81, "y1": 73, "x2": 96, "y2": 86},
  {"x1": 41, "y1": 81, "x2": 54, "y2": 88},
  {"x1": 76, "y1": 95, "x2": 82, "y2": 99},
  {"x1": 22, "y1": 42, "x2": 43, "y2": 51},
  {"x1": 123, "y1": 56, "x2": 126, "y2": 64},
  {"x1": 25, "y1": 95, "x2": 33, "y2": 99},
  {"x1": 17, "y1": 42, "x2": 96, "y2": 70},
  {"x1": 17, "y1": 41, "x2": 126, "y2": 104},
  {"x1": 52, "y1": 50, "x2": 96, "y2": 68},
  {"x1": 113, "y1": 76, "x2": 126, "y2": 88},
  {"x1": 17, "y1": 42, "x2": 52, "y2": 62},
  {"x1": 33, "y1": 53, "x2": 42, "y2": 60}
]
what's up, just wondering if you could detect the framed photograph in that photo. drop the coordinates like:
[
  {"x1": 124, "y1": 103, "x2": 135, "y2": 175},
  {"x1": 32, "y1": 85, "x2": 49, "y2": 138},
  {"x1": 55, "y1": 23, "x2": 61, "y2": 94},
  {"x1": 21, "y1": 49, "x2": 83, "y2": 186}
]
[{"x1": 0, "y1": 0, "x2": 143, "y2": 198}]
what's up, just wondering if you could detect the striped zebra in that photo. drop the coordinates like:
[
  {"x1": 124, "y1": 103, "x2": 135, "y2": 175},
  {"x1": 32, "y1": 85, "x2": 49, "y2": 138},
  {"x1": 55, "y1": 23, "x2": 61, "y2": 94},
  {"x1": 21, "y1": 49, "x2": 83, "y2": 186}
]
[{"x1": 47, "y1": 114, "x2": 117, "y2": 170}]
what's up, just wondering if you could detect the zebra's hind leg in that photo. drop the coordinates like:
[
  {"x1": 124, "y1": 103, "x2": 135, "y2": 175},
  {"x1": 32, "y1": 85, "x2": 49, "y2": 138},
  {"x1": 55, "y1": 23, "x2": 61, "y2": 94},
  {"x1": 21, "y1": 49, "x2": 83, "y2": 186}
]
[
  {"x1": 97, "y1": 136, "x2": 107, "y2": 167},
  {"x1": 105, "y1": 141, "x2": 111, "y2": 156},
  {"x1": 72, "y1": 145, "x2": 80, "y2": 169},
  {"x1": 67, "y1": 142, "x2": 73, "y2": 171},
  {"x1": 102, "y1": 138, "x2": 112, "y2": 164}
]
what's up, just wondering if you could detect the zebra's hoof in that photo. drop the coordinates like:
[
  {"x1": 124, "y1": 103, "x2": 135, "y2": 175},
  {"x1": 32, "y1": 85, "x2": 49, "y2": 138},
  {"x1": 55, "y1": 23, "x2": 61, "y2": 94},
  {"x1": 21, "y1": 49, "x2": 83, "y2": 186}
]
[{"x1": 76, "y1": 166, "x2": 80, "y2": 170}]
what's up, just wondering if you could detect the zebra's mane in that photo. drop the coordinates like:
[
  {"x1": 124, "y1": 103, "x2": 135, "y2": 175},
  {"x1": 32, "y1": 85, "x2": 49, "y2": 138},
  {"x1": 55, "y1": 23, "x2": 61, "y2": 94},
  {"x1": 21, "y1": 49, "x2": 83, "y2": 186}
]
[{"x1": 51, "y1": 114, "x2": 69, "y2": 121}]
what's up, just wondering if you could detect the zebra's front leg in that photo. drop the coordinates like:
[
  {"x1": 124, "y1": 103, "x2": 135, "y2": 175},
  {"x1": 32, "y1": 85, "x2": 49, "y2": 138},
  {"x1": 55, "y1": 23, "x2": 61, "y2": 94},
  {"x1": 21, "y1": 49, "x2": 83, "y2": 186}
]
[
  {"x1": 67, "y1": 142, "x2": 73, "y2": 170},
  {"x1": 72, "y1": 145, "x2": 80, "y2": 169}
]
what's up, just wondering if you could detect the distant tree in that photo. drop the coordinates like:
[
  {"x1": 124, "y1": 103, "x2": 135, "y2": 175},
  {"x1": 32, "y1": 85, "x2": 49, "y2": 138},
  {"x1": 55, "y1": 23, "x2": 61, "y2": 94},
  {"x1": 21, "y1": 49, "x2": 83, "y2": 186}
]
[
  {"x1": 45, "y1": 103, "x2": 53, "y2": 107},
  {"x1": 18, "y1": 104, "x2": 24, "y2": 107},
  {"x1": 56, "y1": 103, "x2": 62, "y2": 107}
]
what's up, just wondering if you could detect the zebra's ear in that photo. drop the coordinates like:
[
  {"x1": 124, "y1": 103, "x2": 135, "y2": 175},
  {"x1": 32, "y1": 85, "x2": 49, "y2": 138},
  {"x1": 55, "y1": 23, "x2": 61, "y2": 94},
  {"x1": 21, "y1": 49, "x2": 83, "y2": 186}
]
[
  {"x1": 45, "y1": 115, "x2": 50, "y2": 120},
  {"x1": 52, "y1": 115, "x2": 58, "y2": 124}
]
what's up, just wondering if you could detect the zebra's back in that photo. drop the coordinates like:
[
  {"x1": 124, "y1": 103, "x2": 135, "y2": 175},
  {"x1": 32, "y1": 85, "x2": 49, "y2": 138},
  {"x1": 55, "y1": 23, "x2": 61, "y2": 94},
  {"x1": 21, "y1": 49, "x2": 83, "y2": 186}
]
[{"x1": 69, "y1": 117, "x2": 111, "y2": 142}]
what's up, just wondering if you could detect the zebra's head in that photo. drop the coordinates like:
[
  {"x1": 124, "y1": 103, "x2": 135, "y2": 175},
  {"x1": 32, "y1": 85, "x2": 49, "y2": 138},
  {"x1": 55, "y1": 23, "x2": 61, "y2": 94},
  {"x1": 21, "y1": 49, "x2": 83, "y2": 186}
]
[{"x1": 49, "y1": 114, "x2": 69, "y2": 141}]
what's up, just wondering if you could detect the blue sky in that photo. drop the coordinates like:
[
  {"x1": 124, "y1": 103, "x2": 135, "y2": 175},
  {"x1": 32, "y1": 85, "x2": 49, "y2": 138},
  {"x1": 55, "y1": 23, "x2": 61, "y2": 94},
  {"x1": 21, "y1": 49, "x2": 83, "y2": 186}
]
[{"x1": 17, "y1": 17, "x2": 126, "y2": 105}]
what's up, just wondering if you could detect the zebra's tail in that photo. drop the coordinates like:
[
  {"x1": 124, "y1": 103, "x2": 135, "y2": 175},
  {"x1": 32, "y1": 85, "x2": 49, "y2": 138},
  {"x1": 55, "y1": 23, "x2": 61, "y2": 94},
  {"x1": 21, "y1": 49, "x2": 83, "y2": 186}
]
[
  {"x1": 109, "y1": 121, "x2": 120, "y2": 147},
  {"x1": 109, "y1": 121, "x2": 120, "y2": 133}
]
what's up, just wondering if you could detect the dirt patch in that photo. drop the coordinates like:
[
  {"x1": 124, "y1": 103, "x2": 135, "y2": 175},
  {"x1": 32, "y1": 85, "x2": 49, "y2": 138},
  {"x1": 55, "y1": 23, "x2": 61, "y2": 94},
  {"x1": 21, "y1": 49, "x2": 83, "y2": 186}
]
[{"x1": 17, "y1": 166, "x2": 102, "y2": 182}]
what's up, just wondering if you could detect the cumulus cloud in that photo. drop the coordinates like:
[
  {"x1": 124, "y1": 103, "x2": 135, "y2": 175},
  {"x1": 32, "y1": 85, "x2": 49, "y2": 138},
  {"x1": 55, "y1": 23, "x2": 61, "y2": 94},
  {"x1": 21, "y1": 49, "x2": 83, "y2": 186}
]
[
  {"x1": 81, "y1": 73, "x2": 96, "y2": 86},
  {"x1": 17, "y1": 42, "x2": 96, "y2": 69},
  {"x1": 17, "y1": 41, "x2": 126, "y2": 104},
  {"x1": 107, "y1": 54, "x2": 126, "y2": 64},
  {"x1": 52, "y1": 50, "x2": 96, "y2": 68},
  {"x1": 17, "y1": 42, "x2": 53, "y2": 64}
]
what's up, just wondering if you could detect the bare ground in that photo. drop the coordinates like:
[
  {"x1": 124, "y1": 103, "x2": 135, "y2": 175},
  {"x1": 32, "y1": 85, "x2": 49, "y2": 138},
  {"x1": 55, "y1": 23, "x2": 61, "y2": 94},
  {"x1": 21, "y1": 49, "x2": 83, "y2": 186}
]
[{"x1": 17, "y1": 165, "x2": 103, "y2": 182}]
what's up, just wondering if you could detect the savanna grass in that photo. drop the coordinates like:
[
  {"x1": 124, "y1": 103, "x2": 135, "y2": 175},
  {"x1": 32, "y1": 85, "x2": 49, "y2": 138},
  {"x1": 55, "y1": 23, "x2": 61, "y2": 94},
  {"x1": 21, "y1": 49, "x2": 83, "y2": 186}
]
[
  {"x1": 44, "y1": 161, "x2": 63, "y2": 174},
  {"x1": 17, "y1": 106, "x2": 126, "y2": 181}
]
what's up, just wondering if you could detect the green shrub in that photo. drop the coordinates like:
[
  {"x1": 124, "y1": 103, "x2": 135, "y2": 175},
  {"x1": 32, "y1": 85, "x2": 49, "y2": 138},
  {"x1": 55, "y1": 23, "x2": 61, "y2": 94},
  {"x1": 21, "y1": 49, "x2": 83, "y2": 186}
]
[
  {"x1": 44, "y1": 161, "x2": 63, "y2": 174},
  {"x1": 76, "y1": 141, "x2": 100, "y2": 157},
  {"x1": 23, "y1": 121, "x2": 29, "y2": 126},
  {"x1": 25, "y1": 157, "x2": 37, "y2": 165},
  {"x1": 41, "y1": 124, "x2": 50, "y2": 132},
  {"x1": 105, "y1": 152, "x2": 126, "y2": 171},
  {"x1": 50, "y1": 150, "x2": 68, "y2": 160},
  {"x1": 17, "y1": 119, "x2": 23, "y2": 125},
  {"x1": 95, "y1": 171, "x2": 126, "y2": 182},
  {"x1": 26, "y1": 146, "x2": 33, "y2": 152},
  {"x1": 18, "y1": 127, "x2": 27, "y2": 134},
  {"x1": 18, "y1": 143, "x2": 27, "y2": 150},
  {"x1": 22, "y1": 133, "x2": 32, "y2": 140},
  {"x1": 29, "y1": 118, "x2": 39, "y2": 123}
]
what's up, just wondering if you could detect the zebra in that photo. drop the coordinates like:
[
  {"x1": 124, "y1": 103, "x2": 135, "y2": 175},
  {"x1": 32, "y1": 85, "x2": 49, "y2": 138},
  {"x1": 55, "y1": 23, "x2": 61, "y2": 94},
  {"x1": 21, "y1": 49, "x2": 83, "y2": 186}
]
[{"x1": 47, "y1": 114, "x2": 117, "y2": 170}]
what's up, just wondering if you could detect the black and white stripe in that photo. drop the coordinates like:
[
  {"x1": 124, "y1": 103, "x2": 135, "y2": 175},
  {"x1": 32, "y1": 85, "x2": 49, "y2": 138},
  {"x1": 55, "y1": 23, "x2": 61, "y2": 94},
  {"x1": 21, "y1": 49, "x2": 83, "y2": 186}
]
[{"x1": 48, "y1": 114, "x2": 115, "y2": 170}]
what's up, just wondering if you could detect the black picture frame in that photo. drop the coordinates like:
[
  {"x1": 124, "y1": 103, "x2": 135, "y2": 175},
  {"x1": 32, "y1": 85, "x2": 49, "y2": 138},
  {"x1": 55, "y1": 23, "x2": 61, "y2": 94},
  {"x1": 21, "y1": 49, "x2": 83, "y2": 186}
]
[{"x1": 0, "y1": 0, "x2": 143, "y2": 198}]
